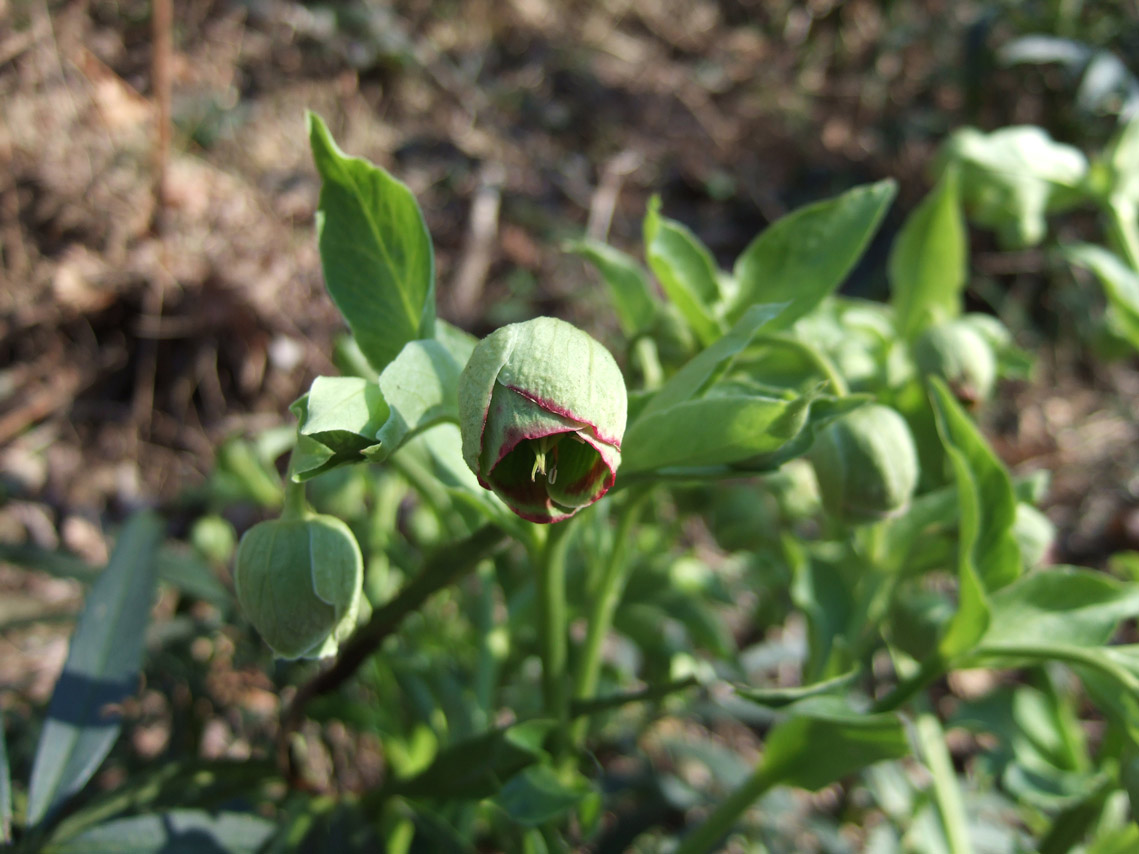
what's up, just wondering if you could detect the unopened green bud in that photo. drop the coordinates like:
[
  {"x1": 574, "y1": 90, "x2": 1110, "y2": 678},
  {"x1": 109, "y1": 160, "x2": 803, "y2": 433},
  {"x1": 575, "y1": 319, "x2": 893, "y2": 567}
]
[
  {"x1": 190, "y1": 514, "x2": 237, "y2": 566},
  {"x1": 808, "y1": 404, "x2": 918, "y2": 524},
  {"x1": 913, "y1": 319, "x2": 997, "y2": 406},
  {"x1": 234, "y1": 513, "x2": 363, "y2": 659},
  {"x1": 458, "y1": 317, "x2": 627, "y2": 523}
]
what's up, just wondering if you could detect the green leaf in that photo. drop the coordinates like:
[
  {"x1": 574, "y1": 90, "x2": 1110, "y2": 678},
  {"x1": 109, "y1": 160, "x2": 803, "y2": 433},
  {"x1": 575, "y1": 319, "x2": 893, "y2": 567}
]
[
  {"x1": 0, "y1": 544, "x2": 231, "y2": 612},
  {"x1": 761, "y1": 708, "x2": 911, "y2": 791},
  {"x1": 292, "y1": 326, "x2": 474, "y2": 481},
  {"x1": 914, "y1": 713, "x2": 973, "y2": 854},
  {"x1": 567, "y1": 239, "x2": 657, "y2": 337},
  {"x1": 26, "y1": 512, "x2": 163, "y2": 828},
  {"x1": 308, "y1": 111, "x2": 435, "y2": 373},
  {"x1": 927, "y1": 380, "x2": 992, "y2": 660},
  {"x1": 732, "y1": 180, "x2": 896, "y2": 329},
  {"x1": 1063, "y1": 243, "x2": 1139, "y2": 348},
  {"x1": 385, "y1": 720, "x2": 553, "y2": 801},
  {"x1": 733, "y1": 670, "x2": 859, "y2": 709},
  {"x1": 634, "y1": 303, "x2": 786, "y2": 423},
  {"x1": 644, "y1": 197, "x2": 724, "y2": 345},
  {"x1": 929, "y1": 378, "x2": 1020, "y2": 590},
  {"x1": 43, "y1": 810, "x2": 276, "y2": 854},
  {"x1": 979, "y1": 567, "x2": 1139, "y2": 649},
  {"x1": 890, "y1": 172, "x2": 967, "y2": 339},
  {"x1": 493, "y1": 765, "x2": 593, "y2": 827},
  {"x1": 622, "y1": 393, "x2": 807, "y2": 474},
  {"x1": 1, "y1": 713, "x2": 10, "y2": 845},
  {"x1": 45, "y1": 759, "x2": 279, "y2": 846}
]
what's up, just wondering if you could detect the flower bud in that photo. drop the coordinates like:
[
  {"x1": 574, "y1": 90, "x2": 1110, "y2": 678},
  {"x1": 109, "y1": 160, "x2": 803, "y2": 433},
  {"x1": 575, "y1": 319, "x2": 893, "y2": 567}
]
[
  {"x1": 458, "y1": 317, "x2": 627, "y2": 523},
  {"x1": 913, "y1": 319, "x2": 997, "y2": 406},
  {"x1": 808, "y1": 404, "x2": 918, "y2": 524},
  {"x1": 234, "y1": 514, "x2": 363, "y2": 659}
]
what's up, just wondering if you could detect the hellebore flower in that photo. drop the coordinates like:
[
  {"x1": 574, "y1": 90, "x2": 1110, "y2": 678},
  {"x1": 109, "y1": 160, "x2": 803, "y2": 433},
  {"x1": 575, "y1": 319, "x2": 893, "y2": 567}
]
[
  {"x1": 808, "y1": 403, "x2": 918, "y2": 524},
  {"x1": 458, "y1": 316, "x2": 627, "y2": 523},
  {"x1": 234, "y1": 513, "x2": 363, "y2": 659}
]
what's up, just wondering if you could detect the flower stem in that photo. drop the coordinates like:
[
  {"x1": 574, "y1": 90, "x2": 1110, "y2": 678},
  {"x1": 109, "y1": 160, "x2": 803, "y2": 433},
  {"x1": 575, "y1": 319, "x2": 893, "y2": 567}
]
[
  {"x1": 672, "y1": 765, "x2": 776, "y2": 854},
  {"x1": 569, "y1": 487, "x2": 652, "y2": 750},
  {"x1": 753, "y1": 333, "x2": 848, "y2": 396},
  {"x1": 534, "y1": 519, "x2": 575, "y2": 759}
]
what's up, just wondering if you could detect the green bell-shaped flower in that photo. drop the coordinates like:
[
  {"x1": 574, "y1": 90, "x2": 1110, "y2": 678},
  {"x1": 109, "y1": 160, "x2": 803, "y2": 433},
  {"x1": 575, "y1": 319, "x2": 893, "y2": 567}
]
[
  {"x1": 234, "y1": 511, "x2": 363, "y2": 659},
  {"x1": 458, "y1": 316, "x2": 627, "y2": 523},
  {"x1": 808, "y1": 404, "x2": 918, "y2": 524}
]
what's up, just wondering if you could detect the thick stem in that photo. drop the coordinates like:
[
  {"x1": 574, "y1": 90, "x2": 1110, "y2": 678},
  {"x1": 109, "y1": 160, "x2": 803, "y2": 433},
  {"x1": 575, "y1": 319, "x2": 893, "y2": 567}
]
[
  {"x1": 534, "y1": 519, "x2": 575, "y2": 759},
  {"x1": 672, "y1": 765, "x2": 776, "y2": 854},
  {"x1": 570, "y1": 487, "x2": 652, "y2": 749}
]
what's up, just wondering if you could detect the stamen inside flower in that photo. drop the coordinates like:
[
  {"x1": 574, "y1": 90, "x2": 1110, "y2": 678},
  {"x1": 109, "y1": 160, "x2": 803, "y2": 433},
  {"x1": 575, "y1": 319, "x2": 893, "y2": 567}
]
[{"x1": 530, "y1": 434, "x2": 562, "y2": 483}]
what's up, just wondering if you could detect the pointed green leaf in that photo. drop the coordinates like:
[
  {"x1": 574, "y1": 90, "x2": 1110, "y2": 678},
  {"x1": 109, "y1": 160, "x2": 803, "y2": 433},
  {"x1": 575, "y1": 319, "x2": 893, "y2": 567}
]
[
  {"x1": 635, "y1": 302, "x2": 785, "y2": 423},
  {"x1": 929, "y1": 377, "x2": 1021, "y2": 590},
  {"x1": 732, "y1": 180, "x2": 896, "y2": 329},
  {"x1": 928, "y1": 380, "x2": 991, "y2": 660},
  {"x1": 493, "y1": 765, "x2": 593, "y2": 827},
  {"x1": 761, "y1": 708, "x2": 910, "y2": 791},
  {"x1": 385, "y1": 720, "x2": 553, "y2": 801},
  {"x1": 42, "y1": 810, "x2": 275, "y2": 854},
  {"x1": 292, "y1": 324, "x2": 475, "y2": 481},
  {"x1": 622, "y1": 393, "x2": 804, "y2": 474},
  {"x1": 890, "y1": 172, "x2": 967, "y2": 338},
  {"x1": 1063, "y1": 243, "x2": 1139, "y2": 348},
  {"x1": 980, "y1": 567, "x2": 1139, "y2": 649},
  {"x1": 308, "y1": 111, "x2": 435, "y2": 373},
  {"x1": 644, "y1": 197, "x2": 724, "y2": 345},
  {"x1": 567, "y1": 239, "x2": 657, "y2": 337},
  {"x1": 27, "y1": 512, "x2": 163, "y2": 827}
]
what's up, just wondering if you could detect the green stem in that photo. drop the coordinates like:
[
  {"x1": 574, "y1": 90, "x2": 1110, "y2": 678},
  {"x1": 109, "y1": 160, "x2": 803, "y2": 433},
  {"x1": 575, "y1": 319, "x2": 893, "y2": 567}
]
[
  {"x1": 916, "y1": 713, "x2": 974, "y2": 854},
  {"x1": 534, "y1": 519, "x2": 575, "y2": 760},
  {"x1": 1106, "y1": 197, "x2": 1139, "y2": 272},
  {"x1": 570, "y1": 676, "x2": 699, "y2": 719},
  {"x1": 570, "y1": 487, "x2": 652, "y2": 749},
  {"x1": 673, "y1": 766, "x2": 776, "y2": 854},
  {"x1": 281, "y1": 478, "x2": 309, "y2": 520},
  {"x1": 753, "y1": 333, "x2": 848, "y2": 396},
  {"x1": 871, "y1": 655, "x2": 945, "y2": 714}
]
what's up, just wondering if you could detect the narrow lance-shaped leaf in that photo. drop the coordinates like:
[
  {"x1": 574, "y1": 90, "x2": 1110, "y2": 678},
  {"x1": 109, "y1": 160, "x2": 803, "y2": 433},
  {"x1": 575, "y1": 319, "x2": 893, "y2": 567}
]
[
  {"x1": 1063, "y1": 243, "x2": 1139, "y2": 349},
  {"x1": 928, "y1": 380, "x2": 991, "y2": 661},
  {"x1": 929, "y1": 377, "x2": 1021, "y2": 590},
  {"x1": 635, "y1": 303, "x2": 786, "y2": 422},
  {"x1": 978, "y1": 567, "x2": 1139, "y2": 651},
  {"x1": 731, "y1": 179, "x2": 896, "y2": 329},
  {"x1": 644, "y1": 196, "x2": 724, "y2": 346},
  {"x1": 26, "y1": 512, "x2": 163, "y2": 828},
  {"x1": 890, "y1": 171, "x2": 967, "y2": 339},
  {"x1": 308, "y1": 111, "x2": 435, "y2": 374},
  {"x1": 41, "y1": 810, "x2": 276, "y2": 854},
  {"x1": 566, "y1": 239, "x2": 658, "y2": 338}
]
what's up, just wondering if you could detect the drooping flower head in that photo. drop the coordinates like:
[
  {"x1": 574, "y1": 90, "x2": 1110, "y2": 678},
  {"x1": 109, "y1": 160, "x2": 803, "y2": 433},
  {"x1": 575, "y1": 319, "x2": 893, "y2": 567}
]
[{"x1": 458, "y1": 317, "x2": 628, "y2": 523}]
